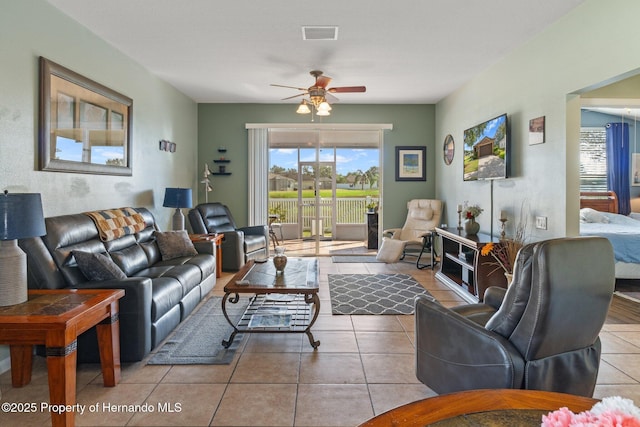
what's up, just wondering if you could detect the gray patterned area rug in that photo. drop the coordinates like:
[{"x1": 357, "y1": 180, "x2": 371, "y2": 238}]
[
  {"x1": 147, "y1": 296, "x2": 249, "y2": 365},
  {"x1": 328, "y1": 273, "x2": 432, "y2": 315}
]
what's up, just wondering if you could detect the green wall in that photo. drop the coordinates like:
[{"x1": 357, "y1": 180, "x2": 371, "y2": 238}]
[{"x1": 197, "y1": 104, "x2": 435, "y2": 230}]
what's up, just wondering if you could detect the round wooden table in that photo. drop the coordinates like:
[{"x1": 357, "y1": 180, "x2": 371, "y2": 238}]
[{"x1": 358, "y1": 389, "x2": 598, "y2": 427}]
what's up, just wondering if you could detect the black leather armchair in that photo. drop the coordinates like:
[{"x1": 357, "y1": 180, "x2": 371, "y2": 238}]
[
  {"x1": 188, "y1": 203, "x2": 269, "y2": 271},
  {"x1": 415, "y1": 236, "x2": 615, "y2": 397}
]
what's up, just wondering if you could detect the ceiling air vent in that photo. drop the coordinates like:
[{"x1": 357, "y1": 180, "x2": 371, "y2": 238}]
[{"x1": 302, "y1": 26, "x2": 338, "y2": 41}]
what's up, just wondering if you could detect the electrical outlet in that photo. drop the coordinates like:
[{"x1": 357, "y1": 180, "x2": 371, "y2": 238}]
[{"x1": 535, "y1": 216, "x2": 548, "y2": 230}]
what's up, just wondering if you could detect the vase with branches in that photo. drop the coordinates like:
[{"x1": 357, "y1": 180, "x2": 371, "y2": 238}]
[{"x1": 481, "y1": 204, "x2": 529, "y2": 282}]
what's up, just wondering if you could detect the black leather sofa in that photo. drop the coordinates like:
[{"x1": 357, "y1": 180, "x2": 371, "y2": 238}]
[
  {"x1": 18, "y1": 208, "x2": 216, "y2": 363},
  {"x1": 188, "y1": 203, "x2": 269, "y2": 271}
]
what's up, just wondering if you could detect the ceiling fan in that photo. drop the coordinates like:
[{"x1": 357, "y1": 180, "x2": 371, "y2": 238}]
[{"x1": 271, "y1": 70, "x2": 366, "y2": 116}]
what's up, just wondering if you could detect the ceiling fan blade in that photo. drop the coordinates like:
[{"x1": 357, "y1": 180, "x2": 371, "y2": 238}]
[
  {"x1": 325, "y1": 93, "x2": 339, "y2": 103},
  {"x1": 316, "y1": 75, "x2": 332, "y2": 88},
  {"x1": 271, "y1": 83, "x2": 308, "y2": 91},
  {"x1": 328, "y1": 86, "x2": 367, "y2": 93},
  {"x1": 281, "y1": 93, "x2": 308, "y2": 101}
]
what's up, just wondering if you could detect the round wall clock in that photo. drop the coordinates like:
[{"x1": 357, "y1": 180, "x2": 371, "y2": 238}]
[{"x1": 443, "y1": 134, "x2": 455, "y2": 165}]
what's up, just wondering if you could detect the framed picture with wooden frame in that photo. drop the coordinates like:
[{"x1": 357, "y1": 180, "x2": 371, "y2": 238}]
[
  {"x1": 39, "y1": 57, "x2": 133, "y2": 175},
  {"x1": 395, "y1": 146, "x2": 426, "y2": 181}
]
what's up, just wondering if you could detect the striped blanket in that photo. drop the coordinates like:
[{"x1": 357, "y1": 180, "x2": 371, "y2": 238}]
[{"x1": 85, "y1": 207, "x2": 146, "y2": 242}]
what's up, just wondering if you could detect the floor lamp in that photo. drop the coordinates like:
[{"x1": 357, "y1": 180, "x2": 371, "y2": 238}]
[
  {"x1": 163, "y1": 188, "x2": 193, "y2": 230},
  {"x1": 0, "y1": 191, "x2": 46, "y2": 306}
]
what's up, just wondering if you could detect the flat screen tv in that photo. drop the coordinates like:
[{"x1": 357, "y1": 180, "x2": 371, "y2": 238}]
[{"x1": 463, "y1": 113, "x2": 509, "y2": 181}]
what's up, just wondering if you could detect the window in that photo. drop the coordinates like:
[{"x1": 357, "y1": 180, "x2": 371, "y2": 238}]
[{"x1": 580, "y1": 127, "x2": 607, "y2": 192}]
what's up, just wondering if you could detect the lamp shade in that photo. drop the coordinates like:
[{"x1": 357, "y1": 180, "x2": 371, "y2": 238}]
[
  {"x1": 163, "y1": 188, "x2": 193, "y2": 209},
  {"x1": 0, "y1": 192, "x2": 46, "y2": 240}
]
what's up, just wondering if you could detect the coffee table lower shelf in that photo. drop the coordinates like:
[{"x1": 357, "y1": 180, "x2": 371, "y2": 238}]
[{"x1": 221, "y1": 293, "x2": 320, "y2": 349}]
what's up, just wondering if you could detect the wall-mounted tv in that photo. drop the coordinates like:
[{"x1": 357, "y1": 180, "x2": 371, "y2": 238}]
[{"x1": 463, "y1": 113, "x2": 509, "y2": 181}]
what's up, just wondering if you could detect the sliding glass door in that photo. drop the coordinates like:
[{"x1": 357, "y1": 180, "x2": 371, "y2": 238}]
[{"x1": 268, "y1": 128, "x2": 382, "y2": 256}]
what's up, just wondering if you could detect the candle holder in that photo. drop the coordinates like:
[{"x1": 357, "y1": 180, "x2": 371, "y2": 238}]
[
  {"x1": 499, "y1": 218, "x2": 507, "y2": 239},
  {"x1": 457, "y1": 208, "x2": 463, "y2": 230}
]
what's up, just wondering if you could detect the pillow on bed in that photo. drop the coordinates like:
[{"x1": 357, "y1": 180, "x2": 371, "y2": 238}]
[{"x1": 580, "y1": 208, "x2": 609, "y2": 223}]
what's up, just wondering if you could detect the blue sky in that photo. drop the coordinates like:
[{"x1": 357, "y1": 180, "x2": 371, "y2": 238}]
[
  {"x1": 269, "y1": 148, "x2": 379, "y2": 175},
  {"x1": 55, "y1": 137, "x2": 124, "y2": 164}
]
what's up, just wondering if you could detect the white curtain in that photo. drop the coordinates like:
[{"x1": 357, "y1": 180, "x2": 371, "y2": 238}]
[{"x1": 247, "y1": 128, "x2": 268, "y2": 226}]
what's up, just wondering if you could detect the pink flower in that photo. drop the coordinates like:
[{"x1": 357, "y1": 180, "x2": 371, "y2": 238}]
[
  {"x1": 542, "y1": 398, "x2": 640, "y2": 427},
  {"x1": 542, "y1": 407, "x2": 577, "y2": 426}
]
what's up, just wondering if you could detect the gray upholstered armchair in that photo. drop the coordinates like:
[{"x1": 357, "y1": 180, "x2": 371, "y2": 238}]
[
  {"x1": 188, "y1": 203, "x2": 268, "y2": 271},
  {"x1": 415, "y1": 236, "x2": 615, "y2": 397}
]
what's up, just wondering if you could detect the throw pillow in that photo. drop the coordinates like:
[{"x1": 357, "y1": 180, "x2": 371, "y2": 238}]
[
  {"x1": 73, "y1": 250, "x2": 127, "y2": 281},
  {"x1": 579, "y1": 208, "x2": 609, "y2": 223},
  {"x1": 376, "y1": 238, "x2": 405, "y2": 263},
  {"x1": 154, "y1": 230, "x2": 198, "y2": 260}
]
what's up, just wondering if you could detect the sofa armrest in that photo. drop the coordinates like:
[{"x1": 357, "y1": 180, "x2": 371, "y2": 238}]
[
  {"x1": 415, "y1": 295, "x2": 524, "y2": 393},
  {"x1": 74, "y1": 277, "x2": 153, "y2": 361},
  {"x1": 193, "y1": 240, "x2": 215, "y2": 256},
  {"x1": 239, "y1": 224, "x2": 268, "y2": 238}
]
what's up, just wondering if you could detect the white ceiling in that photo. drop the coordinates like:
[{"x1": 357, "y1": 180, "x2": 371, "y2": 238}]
[{"x1": 45, "y1": 0, "x2": 584, "y2": 104}]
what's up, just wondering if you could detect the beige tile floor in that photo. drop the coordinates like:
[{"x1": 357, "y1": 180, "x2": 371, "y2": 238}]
[{"x1": 1, "y1": 255, "x2": 640, "y2": 426}]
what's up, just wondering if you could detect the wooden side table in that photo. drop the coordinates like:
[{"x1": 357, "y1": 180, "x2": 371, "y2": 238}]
[
  {"x1": 190, "y1": 233, "x2": 224, "y2": 278},
  {"x1": 0, "y1": 289, "x2": 124, "y2": 427}
]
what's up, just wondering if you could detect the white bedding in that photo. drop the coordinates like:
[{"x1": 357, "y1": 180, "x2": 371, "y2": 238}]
[{"x1": 580, "y1": 208, "x2": 640, "y2": 273}]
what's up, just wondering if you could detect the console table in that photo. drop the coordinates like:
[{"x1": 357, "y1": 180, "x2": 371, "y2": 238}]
[{"x1": 434, "y1": 227, "x2": 507, "y2": 302}]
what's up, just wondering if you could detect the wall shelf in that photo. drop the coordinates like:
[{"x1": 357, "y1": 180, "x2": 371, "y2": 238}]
[
  {"x1": 212, "y1": 172, "x2": 232, "y2": 176},
  {"x1": 213, "y1": 159, "x2": 230, "y2": 163}
]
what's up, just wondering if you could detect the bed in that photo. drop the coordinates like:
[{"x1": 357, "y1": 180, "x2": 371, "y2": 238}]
[{"x1": 580, "y1": 191, "x2": 640, "y2": 279}]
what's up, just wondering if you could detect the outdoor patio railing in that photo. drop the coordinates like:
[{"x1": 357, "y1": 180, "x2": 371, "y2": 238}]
[{"x1": 268, "y1": 197, "x2": 377, "y2": 226}]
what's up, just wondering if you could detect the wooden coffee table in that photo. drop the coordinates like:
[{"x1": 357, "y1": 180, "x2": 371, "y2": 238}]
[
  {"x1": 358, "y1": 389, "x2": 598, "y2": 427},
  {"x1": 0, "y1": 289, "x2": 124, "y2": 427},
  {"x1": 221, "y1": 258, "x2": 320, "y2": 348}
]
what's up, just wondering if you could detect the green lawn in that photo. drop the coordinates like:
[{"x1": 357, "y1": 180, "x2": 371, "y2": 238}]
[{"x1": 269, "y1": 189, "x2": 379, "y2": 198}]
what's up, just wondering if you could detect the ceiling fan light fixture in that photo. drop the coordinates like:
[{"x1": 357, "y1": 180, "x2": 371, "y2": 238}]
[
  {"x1": 296, "y1": 101, "x2": 311, "y2": 114},
  {"x1": 318, "y1": 101, "x2": 332, "y2": 112},
  {"x1": 316, "y1": 109, "x2": 330, "y2": 116}
]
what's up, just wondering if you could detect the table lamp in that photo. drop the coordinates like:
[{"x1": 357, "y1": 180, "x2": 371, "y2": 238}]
[
  {"x1": 163, "y1": 187, "x2": 193, "y2": 230},
  {"x1": 0, "y1": 191, "x2": 46, "y2": 306}
]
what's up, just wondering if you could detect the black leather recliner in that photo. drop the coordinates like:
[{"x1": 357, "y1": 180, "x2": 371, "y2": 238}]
[
  {"x1": 188, "y1": 203, "x2": 269, "y2": 271},
  {"x1": 415, "y1": 236, "x2": 615, "y2": 397}
]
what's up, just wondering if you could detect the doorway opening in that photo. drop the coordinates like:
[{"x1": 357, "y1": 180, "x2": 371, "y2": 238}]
[{"x1": 268, "y1": 129, "x2": 382, "y2": 256}]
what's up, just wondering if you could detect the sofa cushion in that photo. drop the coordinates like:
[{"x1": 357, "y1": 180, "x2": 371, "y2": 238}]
[
  {"x1": 139, "y1": 240, "x2": 162, "y2": 265},
  {"x1": 149, "y1": 277, "x2": 184, "y2": 322},
  {"x1": 154, "y1": 230, "x2": 198, "y2": 260},
  {"x1": 109, "y1": 244, "x2": 150, "y2": 276},
  {"x1": 73, "y1": 250, "x2": 127, "y2": 281}
]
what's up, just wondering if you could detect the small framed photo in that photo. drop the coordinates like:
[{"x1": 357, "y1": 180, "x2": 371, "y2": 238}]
[
  {"x1": 529, "y1": 116, "x2": 545, "y2": 145},
  {"x1": 395, "y1": 146, "x2": 426, "y2": 181}
]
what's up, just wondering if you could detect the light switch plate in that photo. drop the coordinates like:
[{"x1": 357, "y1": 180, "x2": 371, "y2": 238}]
[{"x1": 535, "y1": 216, "x2": 548, "y2": 230}]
